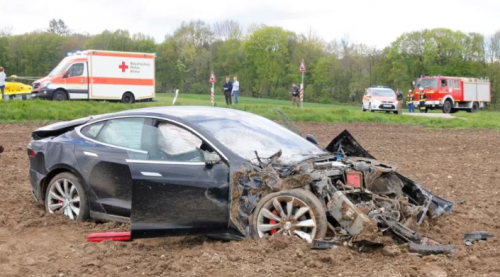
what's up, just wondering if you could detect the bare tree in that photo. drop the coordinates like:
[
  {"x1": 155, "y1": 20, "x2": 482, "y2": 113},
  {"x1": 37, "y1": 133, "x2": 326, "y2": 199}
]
[
  {"x1": 213, "y1": 20, "x2": 242, "y2": 41},
  {"x1": 485, "y1": 31, "x2": 500, "y2": 63},
  {"x1": 0, "y1": 25, "x2": 13, "y2": 37},
  {"x1": 47, "y1": 19, "x2": 71, "y2": 35}
]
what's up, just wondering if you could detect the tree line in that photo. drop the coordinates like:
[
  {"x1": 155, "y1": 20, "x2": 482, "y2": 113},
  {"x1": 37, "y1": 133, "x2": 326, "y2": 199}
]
[{"x1": 1, "y1": 19, "x2": 500, "y2": 104}]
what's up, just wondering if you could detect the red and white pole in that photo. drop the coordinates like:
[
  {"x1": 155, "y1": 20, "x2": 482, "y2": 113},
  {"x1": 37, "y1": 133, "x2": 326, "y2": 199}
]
[
  {"x1": 300, "y1": 71, "x2": 304, "y2": 109},
  {"x1": 211, "y1": 83, "x2": 214, "y2": 106},
  {"x1": 299, "y1": 59, "x2": 306, "y2": 109}
]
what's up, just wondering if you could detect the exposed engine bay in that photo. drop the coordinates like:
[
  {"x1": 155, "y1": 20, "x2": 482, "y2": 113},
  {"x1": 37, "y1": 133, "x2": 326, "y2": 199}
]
[{"x1": 230, "y1": 130, "x2": 454, "y2": 252}]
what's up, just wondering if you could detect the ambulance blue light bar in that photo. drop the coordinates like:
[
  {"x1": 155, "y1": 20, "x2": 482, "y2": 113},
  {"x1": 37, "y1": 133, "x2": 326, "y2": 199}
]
[{"x1": 370, "y1": 85, "x2": 390, "y2": 88}]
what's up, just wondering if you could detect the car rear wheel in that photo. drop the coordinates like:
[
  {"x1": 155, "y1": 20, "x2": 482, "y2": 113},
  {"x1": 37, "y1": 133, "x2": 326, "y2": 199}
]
[
  {"x1": 249, "y1": 189, "x2": 327, "y2": 243},
  {"x1": 45, "y1": 172, "x2": 89, "y2": 221},
  {"x1": 467, "y1": 102, "x2": 478, "y2": 113},
  {"x1": 122, "y1": 92, "x2": 135, "y2": 104}
]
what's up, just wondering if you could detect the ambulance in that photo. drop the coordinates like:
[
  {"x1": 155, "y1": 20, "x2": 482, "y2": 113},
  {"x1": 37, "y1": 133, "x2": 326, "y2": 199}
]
[
  {"x1": 361, "y1": 86, "x2": 399, "y2": 114},
  {"x1": 31, "y1": 50, "x2": 156, "y2": 103}
]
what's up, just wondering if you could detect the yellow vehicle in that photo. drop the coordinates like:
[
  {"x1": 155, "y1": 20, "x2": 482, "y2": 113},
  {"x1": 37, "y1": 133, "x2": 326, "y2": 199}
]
[{"x1": 1, "y1": 81, "x2": 33, "y2": 100}]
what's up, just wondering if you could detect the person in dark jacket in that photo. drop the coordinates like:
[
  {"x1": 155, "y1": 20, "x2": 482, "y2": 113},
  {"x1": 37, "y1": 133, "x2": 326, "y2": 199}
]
[
  {"x1": 396, "y1": 89, "x2": 403, "y2": 115},
  {"x1": 223, "y1": 77, "x2": 233, "y2": 105},
  {"x1": 291, "y1": 83, "x2": 300, "y2": 108}
]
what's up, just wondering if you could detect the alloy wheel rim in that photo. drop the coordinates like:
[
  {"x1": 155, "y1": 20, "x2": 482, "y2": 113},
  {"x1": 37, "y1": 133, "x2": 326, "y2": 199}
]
[
  {"x1": 47, "y1": 178, "x2": 80, "y2": 220},
  {"x1": 256, "y1": 196, "x2": 317, "y2": 243}
]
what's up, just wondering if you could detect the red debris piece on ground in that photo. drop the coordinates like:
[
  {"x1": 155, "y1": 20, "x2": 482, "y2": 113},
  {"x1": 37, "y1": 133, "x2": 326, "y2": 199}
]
[{"x1": 87, "y1": 232, "x2": 131, "y2": 242}]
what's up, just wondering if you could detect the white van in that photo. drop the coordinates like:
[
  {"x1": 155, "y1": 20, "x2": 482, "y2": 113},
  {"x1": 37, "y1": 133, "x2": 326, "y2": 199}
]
[{"x1": 32, "y1": 50, "x2": 156, "y2": 103}]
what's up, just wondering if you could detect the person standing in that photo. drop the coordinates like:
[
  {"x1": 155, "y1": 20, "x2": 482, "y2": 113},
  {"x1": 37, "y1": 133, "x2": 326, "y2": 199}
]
[
  {"x1": 0, "y1": 67, "x2": 6, "y2": 101},
  {"x1": 291, "y1": 83, "x2": 300, "y2": 108},
  {"x1": 407, "y1": 89, "x2": 415, "y2": 113},
  {"x1": 418, "y1": 87, "x2": 427, "y2": 113},
  {"x1": 232, "y1": 76, "x2": 239, "y2": 104},
  {"x1": 223, "y1": 77, "x2": 232, "y2": 105},
  {"x1": 396, "y1": 88, "x2": 403, "y2": 115}
]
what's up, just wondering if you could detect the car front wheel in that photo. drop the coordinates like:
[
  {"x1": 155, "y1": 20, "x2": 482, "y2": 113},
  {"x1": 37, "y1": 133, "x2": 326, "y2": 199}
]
[
  {"x1": 45, "y1": 172, "x2": 89, "y2": 221},
  {"x1": 249, "y1": 189, "x2": 327, "y2": 243}
]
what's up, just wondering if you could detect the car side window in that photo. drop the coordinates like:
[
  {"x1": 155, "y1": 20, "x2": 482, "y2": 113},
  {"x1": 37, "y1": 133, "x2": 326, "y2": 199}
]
[
  {"x1": 81, "y1": 121, "x2": 106, "y2": 139},
  {"x1": 95, "y1": 118, "x2": 146, "y2": 150},
  {"x1": 151, "y1": 123, "x2": 205, "y2": 162},
  {"x1": 68, "y1": 63, "x2": 84, "y2": 77},
  {"x1": 453, "y1": 80, "x2": 460, "y2": 89}
]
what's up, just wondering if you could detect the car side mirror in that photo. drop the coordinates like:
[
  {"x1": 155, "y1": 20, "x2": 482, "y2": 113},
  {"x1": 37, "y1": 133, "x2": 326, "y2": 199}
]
[
  {"x1": 305, "y1": 134, "x2": 319, "y2": 145},
  {"x1": 203, "y1": 151, "x2": 221, "y2": 166}
]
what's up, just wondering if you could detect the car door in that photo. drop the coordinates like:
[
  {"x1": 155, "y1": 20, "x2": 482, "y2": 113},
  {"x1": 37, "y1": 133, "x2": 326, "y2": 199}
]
[
  {"x1": 128, "y1": 119, "x2": 230, "y2": 239},
  {"x1": 75, "y1": 117, "x2": 151, "y2": 219},
  {"x1": 63, "y1": 62, "x2": 89, "y2": 99},
  {"x1": 362, "y1": 90, "x2": 369, "y2": 108}
]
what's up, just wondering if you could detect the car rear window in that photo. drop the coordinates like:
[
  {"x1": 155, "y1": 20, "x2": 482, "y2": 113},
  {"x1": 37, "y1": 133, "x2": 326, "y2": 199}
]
[{"x1": 81, "y1": 122, "x2": 105, "y2": 139}]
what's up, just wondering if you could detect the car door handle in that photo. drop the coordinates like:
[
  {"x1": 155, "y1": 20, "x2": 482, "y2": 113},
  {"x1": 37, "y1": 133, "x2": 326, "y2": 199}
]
[
  {"x1": 80, "y1": 78, "x2": 84, "y2": 83},
  {"x1": 141, "y1": 172, "x2": 162, "y2": 177},
  {"x1": 83, "y1": 151, "x2": 98, "y2": 157}
]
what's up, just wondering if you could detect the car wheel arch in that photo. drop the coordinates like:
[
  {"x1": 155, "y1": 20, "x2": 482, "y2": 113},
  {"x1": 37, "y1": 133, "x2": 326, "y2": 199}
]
[
  {"x1": 40, "y1": 164, "x2": 89, "y2": 201},
  {"x1": 53, "y1": 88, "x2": 69, "y2": 99}
]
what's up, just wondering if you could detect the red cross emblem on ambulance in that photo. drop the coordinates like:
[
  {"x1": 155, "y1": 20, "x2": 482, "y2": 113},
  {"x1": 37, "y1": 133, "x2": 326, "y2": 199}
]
[{"x1": 119, "y1": 61, "x2": 129, "y2": 72}]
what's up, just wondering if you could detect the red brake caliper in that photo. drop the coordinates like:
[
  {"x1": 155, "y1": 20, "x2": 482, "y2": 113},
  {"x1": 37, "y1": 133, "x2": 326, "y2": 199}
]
[{"x1": 270, "y1": 210, "x2": 279, "y2": 235}]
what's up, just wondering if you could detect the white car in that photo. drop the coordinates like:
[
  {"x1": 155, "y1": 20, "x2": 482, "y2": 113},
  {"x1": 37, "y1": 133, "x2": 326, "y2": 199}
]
[{"x1": 362, "y1": 86, "x2": 399, "y2": 114}]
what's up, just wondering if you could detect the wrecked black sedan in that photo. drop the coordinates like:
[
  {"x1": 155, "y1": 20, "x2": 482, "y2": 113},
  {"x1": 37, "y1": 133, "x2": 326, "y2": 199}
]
[{"x1": 28, "y1": 106, "x2": 454, "y2": 245}]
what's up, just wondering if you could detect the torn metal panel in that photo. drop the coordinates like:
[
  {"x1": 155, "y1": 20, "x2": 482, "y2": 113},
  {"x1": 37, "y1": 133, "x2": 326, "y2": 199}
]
[
  {"x1": 407, "y1": 242, "x2": 455, "y2": 256},
  {"x1": 463, "y1": 231, "x2": 494, "y2": 245},
  {"x1": 327, "y1": 191, "x2": 381, "y2": 244}
]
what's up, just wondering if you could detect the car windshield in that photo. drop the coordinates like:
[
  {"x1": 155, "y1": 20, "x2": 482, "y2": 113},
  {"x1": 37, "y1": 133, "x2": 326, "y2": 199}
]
[
  {"x1": 48, "y1": 60, "x2": 70, "y2": 77},
  {"x1": 190, "y1": 112, "x2": 327, "y2": 164},
  {"x1": 418, "y1": 78, "x2": 438, "y2": 89},
  {"x1": 373, "y1": 89, "x2": 395, "y2": 97}
]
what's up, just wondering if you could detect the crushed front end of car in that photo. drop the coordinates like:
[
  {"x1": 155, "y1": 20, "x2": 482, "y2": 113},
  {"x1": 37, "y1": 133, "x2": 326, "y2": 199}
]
[{"x1": 229, "y1": 130, "x2": 454, "y2": 251}]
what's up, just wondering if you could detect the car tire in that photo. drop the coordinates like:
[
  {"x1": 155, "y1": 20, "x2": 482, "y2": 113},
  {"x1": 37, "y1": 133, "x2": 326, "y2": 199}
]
[
  {"x1": 249, "y1": 189, "x2": 327, "y2": 243},
  {"x1": 442, "y1": 100, "x2": 452, "y2": 113},
  {"x1": 52, "y1": 90, "x2": 68, "y2": 101},
  {"x1": 393, "y1": 111, "x2": 398, "y2": 114},
  {"x1": 122, "y1": 92, "x2": 135, "y2": 104},
  {"x1": 45, "y1": 172, "x2": 89, "y2": 221},
  {"x1": 369, "y1": 103, "x2": 374, "y2": 113},
  {"x1": 362, "y1": 104, "x2": 366, "y2": 112}
]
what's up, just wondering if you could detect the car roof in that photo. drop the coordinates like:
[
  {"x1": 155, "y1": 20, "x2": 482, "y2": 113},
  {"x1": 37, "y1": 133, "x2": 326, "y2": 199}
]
[{"x1": 92, "y1": 106, "x2": 255, "y2": 122}]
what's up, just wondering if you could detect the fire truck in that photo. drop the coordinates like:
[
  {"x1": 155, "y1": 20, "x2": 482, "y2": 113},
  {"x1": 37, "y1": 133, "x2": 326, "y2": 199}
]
[{"x1": 414, "y1": 76, "x2": 490, "y2": 113}]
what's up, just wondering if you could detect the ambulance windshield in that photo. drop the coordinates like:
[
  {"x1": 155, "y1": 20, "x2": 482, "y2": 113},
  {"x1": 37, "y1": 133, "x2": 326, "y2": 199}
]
[
  {"x1": 48, "y1": 60, "x2": 70, "y2": 77},
  {"x1": 419, "y1": 78, "x2": 438, "y2": 89}
]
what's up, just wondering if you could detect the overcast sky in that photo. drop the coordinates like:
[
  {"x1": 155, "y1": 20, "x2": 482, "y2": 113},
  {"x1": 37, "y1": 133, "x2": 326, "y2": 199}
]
[{"x1": 1, "y1": 0, "x2": 500, "y2": 48}]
